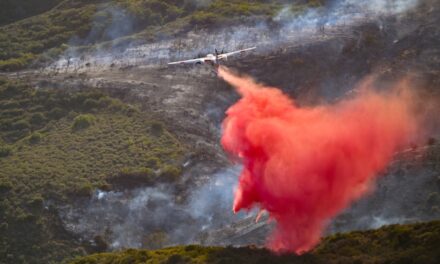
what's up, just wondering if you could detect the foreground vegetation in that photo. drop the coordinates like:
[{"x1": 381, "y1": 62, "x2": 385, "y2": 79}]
[
  {"x1": 0, "y1": 78, "x2": 184, "y2": 263},
  {"x1": 0, "y1": 0, "x2": 326, "y2": 71},
  {"x1": 70, "y1": 220, "x2": 440, "y2": 264}
]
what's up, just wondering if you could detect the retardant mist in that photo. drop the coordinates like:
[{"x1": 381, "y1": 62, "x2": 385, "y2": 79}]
[{"x1": 218, "y1": 66, "x2": 422, "y2": 254}]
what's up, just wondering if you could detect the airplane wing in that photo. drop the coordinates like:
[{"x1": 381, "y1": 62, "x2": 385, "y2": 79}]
[
  {"x1": 218, "y1": 47, "x2": 256, "y2": 60},
  {"x1": 168, "y1": 57, "x2": 207, "y2": 65}
]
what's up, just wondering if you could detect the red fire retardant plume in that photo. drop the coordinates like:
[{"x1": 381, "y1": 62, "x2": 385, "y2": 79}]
[{"x1": 218, "y1": 66, "x2": 420, "y2": 254}]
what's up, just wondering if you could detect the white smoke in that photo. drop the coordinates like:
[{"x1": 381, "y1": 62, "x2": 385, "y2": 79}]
[
  {"x1": 369, "y1": 216, "x2": 411, "y2": 229},
  {"x1": 343, "y1": 0, "x2": 420, "y2": 14},
  {"x1": 46, "y1": 0, "x2": 423, "y2": 72},
  {"x1": 60, "y1": 166, "x2": 251, "y2": 250}
]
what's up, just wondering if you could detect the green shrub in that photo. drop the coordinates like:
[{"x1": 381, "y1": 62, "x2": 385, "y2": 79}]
[
  {"x1": 120, "y1": 167, "x2": 154, "y2": 178},
  {"x1": 0, "y1": 83, "x2": 22, "y2": 98},
  {"x1": 0, "y1": 100, "x2": 20, "y2": 109},
  {"x1": 190, "y1": 11, "x2": 222, "y2": 26},
  {"x1": 5, "y1": 128, "x2": 30, "y2": 141},
  {"x1": 12, "y1": 119, "x2": 30, "y2": 130},
  {"x1": 0, "y1": 180, "x2": 12, "y2": 194},
  {"x1": 28, "y1": 132, "x2": 43, "y2": 144},
  {"x1": 74, "y1": 182, "x2": 94, "y2": 197},
  {"x1": 97, "y1": 97, "x2": 112, "y2": 108},
  {"x1": 28, "y1": 194, "x2": 44, "y2": 211},
  {"x1": 29, "y1": 112, "x2": 46, "y2": 126},
  {"x1": 67, "y1": 111, "x2": 78, "y2": 120},
  {"x1": 0, "y1": 108, "x2": 23, "y2": 117},
  {"x1": 83, "y1": 98, "x2": 99, "y2": 110},
  {"x1": 108, "y1": 100, "x2": 125, "y2": 112},
  {"x1": 150, "y1": 121, "x2": 164, "y2": 136},
  {"x1": 161, "y1": 165, "x2": 181, "y2": 182},
  {"x1": 72, "y1": 114, "x2": 96, "y2": 130},
  {"x1": 146, "y1": 157, "x2": 161, "y2": 169},
  {"x1": 47, "y1": 107, "x2": 65, "y2": 119},
  {"x1": 0, "y1": 53, "x2": 36, "y2": 72},
  {"x1": 0, "y1": 145, "x2": 12, "y2": 157},
  {"x1": 108, "y1": 167, "x2": 156, "y2": 189}
]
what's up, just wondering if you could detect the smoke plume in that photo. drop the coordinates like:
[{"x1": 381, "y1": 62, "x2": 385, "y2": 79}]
[
  {"x1": 50, "y1": 0, "x2": 423, "y2": 71},
  {"x1": 218, "y1": 66, "x2": 423, "y2": 253},
  {"x1": 60, "y1": 166, "x2": 246, "y2": 249}
]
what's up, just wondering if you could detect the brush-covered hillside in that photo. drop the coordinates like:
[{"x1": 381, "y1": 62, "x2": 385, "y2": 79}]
[
  {"x1": 0, "y1": 0, "x2": 324, "y2": 71},
  {"x1": 0, "y1": 78, "x2": 185, "y2": 264},
  {"x1": 70, "y1": 220, "x2": 440, "y2": 264}
]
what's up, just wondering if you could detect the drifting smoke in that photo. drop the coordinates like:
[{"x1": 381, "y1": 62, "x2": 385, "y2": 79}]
[
  {"x1": 50, "y1": 0, "x2": 424, "y2": 71},
  {"x1": 342, "y1": 0, "x2": 420, "y2": 14},
  {"x1": 81, "y1": 6, "x2": 135, "y2": 45},
  {"x1": 60, "y1": 166, "x2": 247, "y2": 249},
  {"x1": 218, "y1": 66, "x2": 424, "y2": 253},
  {"x1": 276, "y1": 0, "x2": 420, "y2": 25}
]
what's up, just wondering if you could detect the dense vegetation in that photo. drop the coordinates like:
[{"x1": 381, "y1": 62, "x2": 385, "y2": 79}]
[
  {"x1": 70, "y1": 220, "x2": 440, "y2": 264},
  {"x1": 0, "y1": 0, "x2": 64, "y2": 26},
  {"x1": 0, "y1": 78, "x2": 184, "y2": 264},
  {"x1": 0, "y1": 0, "x2": 98, "y2": 71},
  {"x1": 0, "y1": 0, "x2": 327, "y2": 71}
]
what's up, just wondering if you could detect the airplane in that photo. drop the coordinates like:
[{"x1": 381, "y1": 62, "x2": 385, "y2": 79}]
[{"x1": 168, "y1": 47, "x2": 256, "y2": 66}]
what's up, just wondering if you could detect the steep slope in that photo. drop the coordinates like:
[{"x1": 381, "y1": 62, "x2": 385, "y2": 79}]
[
  {"x1": 0, "y1": 78, "x2": 184, "y2": 264},
  {"x1": 0, "y1": 0, "x2": 328, "y2": 71}
]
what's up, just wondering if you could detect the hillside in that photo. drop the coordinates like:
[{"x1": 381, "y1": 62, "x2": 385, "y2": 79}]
[
  {"x1": 0, "y1": 0, "x2": 290, "y2": 71},
  {"x1": 0, "y1": 0, "x2": 439, "y2": 264},
  {"x1": 70, "y1": 220, "x2": 440, "y2": 264},
  {"x1": 0, "y1": 0, "x2": 326, "y2": 71},
  {"x1": 0, "y1": 78, "x2": 184, "y2": 264}
]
